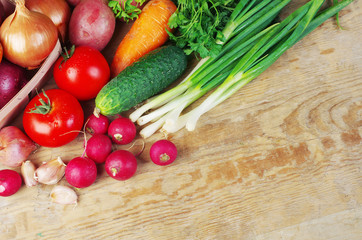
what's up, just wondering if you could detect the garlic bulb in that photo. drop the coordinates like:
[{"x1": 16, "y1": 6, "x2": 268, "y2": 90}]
[
  {"x1": 21, "y1": 160, "x2": 38, "y2": 187},
  {"x1": 50, "y1": 185, "x2": 78, "y2": 205},
  {"x1": 34, "y1": 156, "x2": 66, "y2": 185}
]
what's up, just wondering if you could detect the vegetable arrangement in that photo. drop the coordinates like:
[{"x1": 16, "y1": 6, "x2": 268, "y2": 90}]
[{"x1": 0, "y1": 0, "x2": 353, "y2": 205}]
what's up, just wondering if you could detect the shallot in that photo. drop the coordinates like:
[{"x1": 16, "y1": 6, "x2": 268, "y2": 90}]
[{"x1": 0, "y1": 126, "x2": 37, "y2": 168}]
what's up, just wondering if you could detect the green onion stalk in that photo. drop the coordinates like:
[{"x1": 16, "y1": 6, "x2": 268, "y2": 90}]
[{"x1": 130, "y1": 0, "x2": 354, "y2": 138}]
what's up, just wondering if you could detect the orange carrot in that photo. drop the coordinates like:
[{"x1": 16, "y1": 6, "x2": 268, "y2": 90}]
[{"x1": 110, "y1": 0, "x2": 177, "y2": 77}]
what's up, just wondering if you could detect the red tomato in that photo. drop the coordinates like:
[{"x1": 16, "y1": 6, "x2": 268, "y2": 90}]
[
  {"x1": 23, "y1": 89, "x2": 84, "y2": 148},
  {"x1": 53, "y1": 46, "x2": 110, "y2": 101}
]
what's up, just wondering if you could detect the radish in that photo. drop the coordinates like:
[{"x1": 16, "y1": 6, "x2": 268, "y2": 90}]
[
  {"x1": 108, "y1": 116, "x2": 136, "y2": 145},
  {"x1": 85, "y1": 113, "x2": 109, "y2": 135},
  {"x1": 65, "y1": 157, "x2": 97, "y2": 188},
  {"x1": 85, "y1": 134, "x2": 112, "y2": 164},
  {"x1": 105, "y1": 150, "x2": 137, "y2": 181},
  {"x1": 150, "y1": 139, "x2": 177, "y2": 166},
  {"x1": 0, "y1": 169, "x2": 22, "y2": 197}
]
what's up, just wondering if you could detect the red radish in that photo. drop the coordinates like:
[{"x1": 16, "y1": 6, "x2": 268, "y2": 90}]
[
  {"x1": 65, "y1": 157, "x2": 97, "y2": 188},
  {"x1": 85, "y1": 113, "x2": 109, "y2": 135},
  {"x1": 85, "y1": 134, "x2": 112, "y2": 164},
  {"x1": 105, "y1": 150, "x2": 137, "y2": 181},
  {"x1": 0, "y1": 126, "x2": 37, "y2": 168},
  {"x1": 108, "y1": 116, "x2": 136, "y2": 145},
  {"x1": 150, "y1": 139, "x2": 177, "y2": 166},
  {"x1": 0, "y1": 169, "x2": 22, "y2": 197}
]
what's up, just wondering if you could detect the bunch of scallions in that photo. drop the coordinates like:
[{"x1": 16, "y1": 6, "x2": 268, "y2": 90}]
[{"x1": 129, "y1": 0, "x2": 354, "y2": 138}]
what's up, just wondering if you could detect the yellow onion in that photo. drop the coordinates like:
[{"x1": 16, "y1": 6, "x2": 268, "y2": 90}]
[
  {"x1": 26, "y1": 0, "x2": 71, "y2": 42},
  {"x1": 0, "y1": 0, "x2": 58, "y2": 69}
]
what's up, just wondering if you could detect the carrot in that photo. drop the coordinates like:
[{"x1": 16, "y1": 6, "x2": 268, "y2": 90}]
[{"x1": 110, "y1": 0, "x2": 177, "y2": 77}]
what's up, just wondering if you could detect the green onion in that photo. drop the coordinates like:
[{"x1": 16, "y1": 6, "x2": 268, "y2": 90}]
[
  {"x1": 130, "y1": 0, "x2": 289, "y2": 122},
  {"x1": 130, "y1": 0, "x2": 353, "y2": 138}
]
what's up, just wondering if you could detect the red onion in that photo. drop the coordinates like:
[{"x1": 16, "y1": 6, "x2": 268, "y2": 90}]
[
  {"x1": 0, "y1": 42, "x2": 2, "y2": 63},
  {"x1": 0, "y1": 2, "x2": 4, "y2": 25},
  {"x1": 0, "y1": 0, "x2": 15, "y2": 20},
  {"x1": 65, "y1": 0, "x2": 81, "y2": 6},
  {"x1": 0, "y1": 126, "x2": 37, "y2": 168},
  {"x1": 0, "y1": 59, "x2": 29, "y2": 109}
]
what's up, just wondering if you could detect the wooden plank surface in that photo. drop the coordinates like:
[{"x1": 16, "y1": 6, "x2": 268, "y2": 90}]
[{"x1": 1, "y1": 1, "x2": 361, "y2": 239}]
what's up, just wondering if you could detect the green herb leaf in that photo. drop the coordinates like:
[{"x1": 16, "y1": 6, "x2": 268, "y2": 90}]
[
  {"x1": 168, "y1": 0, "x2": 238, "y2": 58},
  {"x1": 108, "y1": 0, "x2": 146, "y2": 23}
]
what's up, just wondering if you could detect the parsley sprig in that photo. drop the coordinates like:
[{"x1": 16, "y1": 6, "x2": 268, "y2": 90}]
[
  {"x1": 108, "y1": 0, "x2": 147, "y2": 23},
  {"x1": 167, "y1": 0, "x2": 237, "y2": 58}
]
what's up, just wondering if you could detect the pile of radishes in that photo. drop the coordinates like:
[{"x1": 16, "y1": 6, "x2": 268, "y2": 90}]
[
  {"x1": 78, "y1": 113, "x2": 177, "y2": 183},
  {"x1": 0, "y1": 113, "x2": 178, "y2": 203}
]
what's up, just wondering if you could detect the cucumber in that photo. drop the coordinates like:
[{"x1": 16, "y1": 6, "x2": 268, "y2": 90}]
[{"x1": 95, "y1": 45, "x2": 188, "y2": 116}]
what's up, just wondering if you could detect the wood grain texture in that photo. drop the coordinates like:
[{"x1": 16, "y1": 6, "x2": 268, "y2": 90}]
[{"x1": 1, "y1": 1, "x2": 361, "y2": 239}]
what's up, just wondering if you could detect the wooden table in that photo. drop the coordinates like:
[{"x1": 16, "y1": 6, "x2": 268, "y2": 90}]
[{"x1": 1, "y1": 1, "x2": 361, "y2": 239}]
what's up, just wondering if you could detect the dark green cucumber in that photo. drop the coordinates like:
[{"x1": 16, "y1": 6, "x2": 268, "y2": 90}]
[{"x1": 95, "y1": 45, "x2": 188, "y2": 116}]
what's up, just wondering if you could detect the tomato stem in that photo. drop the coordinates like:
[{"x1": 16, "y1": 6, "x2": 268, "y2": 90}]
[
  {"x1": 27, "y1": 89, "x2": 51, "y2": 115},
  {"x1": 59, "y1": 45, "x2": 75, "y2": 68}
]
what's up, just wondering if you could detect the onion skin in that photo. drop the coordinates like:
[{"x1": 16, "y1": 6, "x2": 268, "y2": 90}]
[
  {"x1": 26, "y1": 0, "x2": 71, "y2": 42},
  {"x1": 0, "y1": 0, "x2": 58, "y2": 69},
  {"x1": 0, "y1": 126, "x2": 37, "y2": 168}
]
